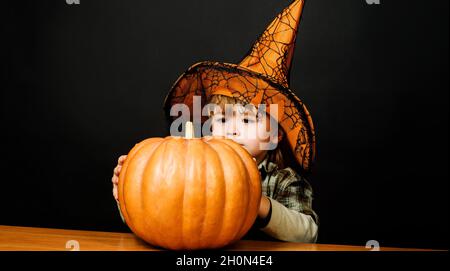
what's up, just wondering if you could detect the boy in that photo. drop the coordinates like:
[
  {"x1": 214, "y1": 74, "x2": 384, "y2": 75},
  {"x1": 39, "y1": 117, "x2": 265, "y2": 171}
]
[{"x1": 112, "y1": 0, "x2": 319, "y2": 242}]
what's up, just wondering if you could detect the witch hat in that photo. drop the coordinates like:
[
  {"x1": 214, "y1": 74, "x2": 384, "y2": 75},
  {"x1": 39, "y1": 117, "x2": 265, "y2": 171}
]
[{"x1": 163, "y1": 0, "x2": 316, "y2": 173}]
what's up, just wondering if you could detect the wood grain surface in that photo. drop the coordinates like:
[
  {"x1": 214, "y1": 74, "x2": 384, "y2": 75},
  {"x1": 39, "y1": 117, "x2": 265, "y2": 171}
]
[{"x1": 0, "y1": 225, "x2": 439, "y2": 251}]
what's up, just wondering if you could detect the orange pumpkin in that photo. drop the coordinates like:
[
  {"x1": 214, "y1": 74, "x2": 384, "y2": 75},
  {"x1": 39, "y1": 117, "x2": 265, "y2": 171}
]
[{"x1": 118, "y1": 122, "x2": 261, "y2": 250}]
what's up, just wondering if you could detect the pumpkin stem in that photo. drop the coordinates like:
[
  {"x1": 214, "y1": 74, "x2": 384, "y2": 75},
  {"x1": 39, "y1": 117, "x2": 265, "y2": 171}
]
[{"x1": 185, "y1": 121, "x2": 194, "y2": 139}]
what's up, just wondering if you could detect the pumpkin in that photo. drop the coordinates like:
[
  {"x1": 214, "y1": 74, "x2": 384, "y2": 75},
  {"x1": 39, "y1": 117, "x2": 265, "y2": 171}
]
[{"x1": 118, "y1": 122, "x2": 261, "y2": 250}]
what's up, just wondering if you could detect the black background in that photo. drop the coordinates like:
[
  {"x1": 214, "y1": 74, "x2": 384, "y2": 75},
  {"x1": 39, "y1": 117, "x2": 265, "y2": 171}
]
[{"x1": 2, "y1": 0, "x2": 448, "y2": 249}]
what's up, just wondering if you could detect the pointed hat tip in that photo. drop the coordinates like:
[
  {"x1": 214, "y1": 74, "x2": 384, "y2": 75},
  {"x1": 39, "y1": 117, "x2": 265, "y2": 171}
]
[{"x1": 238, "y1": 0, "x2": 305, "y2": 87}]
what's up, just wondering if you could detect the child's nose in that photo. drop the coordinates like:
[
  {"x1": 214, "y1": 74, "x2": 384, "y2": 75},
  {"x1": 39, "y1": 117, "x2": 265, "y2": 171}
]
[
  {"x1": 226, "y1": 120, "x2": 240, "y2": 136},
  {"x1": 227, "y1": 131, "x2": 240, "y2": 136}
]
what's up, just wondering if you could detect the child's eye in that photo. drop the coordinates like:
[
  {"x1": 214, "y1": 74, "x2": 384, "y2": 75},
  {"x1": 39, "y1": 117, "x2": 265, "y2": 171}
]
[
  {"x1": 243, "y1": 118, "x2": 255, "y2": 124},
  {"x1": 214, "y1": 117, "x2": 226, "y2": 123}
]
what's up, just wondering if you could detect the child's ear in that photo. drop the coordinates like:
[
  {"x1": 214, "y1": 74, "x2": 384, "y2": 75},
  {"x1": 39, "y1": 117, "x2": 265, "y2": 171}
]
[
  {"x1": 278, "y1": 131, "x2": 283, "y2": 143},
  {"x1": 276, "y1": 130, "x2": 284, "y2": 145}
]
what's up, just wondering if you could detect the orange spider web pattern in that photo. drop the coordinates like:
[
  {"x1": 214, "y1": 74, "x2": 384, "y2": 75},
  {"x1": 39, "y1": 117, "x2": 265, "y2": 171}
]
[{"x1": 162, "y1": 0, "x2": 316, "y2": 173}]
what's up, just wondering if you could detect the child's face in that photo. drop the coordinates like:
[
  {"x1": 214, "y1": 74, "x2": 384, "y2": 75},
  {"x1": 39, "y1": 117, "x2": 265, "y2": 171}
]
[{"x1": 210, "y1": 104, "x2": 277, "y2": 162}]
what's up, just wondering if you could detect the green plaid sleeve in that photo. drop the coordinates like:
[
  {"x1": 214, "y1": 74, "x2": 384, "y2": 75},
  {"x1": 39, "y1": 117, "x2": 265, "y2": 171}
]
[{"x1": 261, "y1": 167, "x2": 319, "y2": 225}]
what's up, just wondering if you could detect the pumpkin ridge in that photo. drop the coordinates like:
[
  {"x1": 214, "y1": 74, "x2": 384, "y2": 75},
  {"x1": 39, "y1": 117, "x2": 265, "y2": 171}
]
[
  {"x1": 119, "y1": 138, "x2": 162, "y2": 231},
  {"x1": 207, "y1": 139, "x2": 249, "y2": 246},
  {"x1": 124, "y1": 139, "x2": 163, "y2": 243},
  {"x1": 143, "y1": 139, "x2": 170, "y2": 248},
  {"x1": 181, "y1": 139, "x2": 205, "y2": 249},
  {"x1": 155, "y1": 137, "x2": 187, "y2": 250},
  {"x1": 202, "y1": 139, "x2": 226, "y2": 248},
  {"x1": 169, "y1": 137, "x2": 187, "y2": 249},
  {"x1": 216, "y1": 139, "x2": 252, "y2": 242},
  {"x1": 218, "y1": 139, "x2": 256, "y2": 241},
  {"x1": 202, "y1": 139, "x2": 230, "y2": 247},
  {"x1": 169, "y1": 137, "x2": 188, "y2": 250},
  {"x1": 122, "y1": 141, "x2": 150, "y2": 229},
  {"x1": 180, "y1": 138, "x2": 188, "y2": 249},
  {"x1": 198, "y1": 141, "x2": 207, "y2": 247}
]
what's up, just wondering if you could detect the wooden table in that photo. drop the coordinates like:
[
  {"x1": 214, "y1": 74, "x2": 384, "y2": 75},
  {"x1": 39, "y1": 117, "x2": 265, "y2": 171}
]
[{"x1": 0, "y1": 225, "x2": 438, "y2": 251}]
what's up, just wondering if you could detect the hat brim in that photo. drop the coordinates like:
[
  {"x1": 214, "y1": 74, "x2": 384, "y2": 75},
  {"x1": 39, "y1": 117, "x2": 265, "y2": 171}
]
[{"x1": 163, "y1": 61, "x2": 316, "y2": 172}]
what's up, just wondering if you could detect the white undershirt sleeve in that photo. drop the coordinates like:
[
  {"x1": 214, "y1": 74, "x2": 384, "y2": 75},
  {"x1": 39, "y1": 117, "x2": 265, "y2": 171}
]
[{"x1": 260, "y1": 198, "x2": 318, "y2": 243}]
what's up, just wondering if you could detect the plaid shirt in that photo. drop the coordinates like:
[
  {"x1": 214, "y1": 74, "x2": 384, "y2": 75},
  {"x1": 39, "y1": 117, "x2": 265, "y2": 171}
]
[{"x1": 258, "y1": 154, "x2": 319, "y2": 225}]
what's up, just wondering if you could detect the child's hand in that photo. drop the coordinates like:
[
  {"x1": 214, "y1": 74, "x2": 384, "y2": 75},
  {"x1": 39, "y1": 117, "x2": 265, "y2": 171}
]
[
  {"x1": 258, "y1": 196, "x2": 271, "y2": 219},
  {"x1": 112, "y1": 155, "x2": 127, "y2": 202}
]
